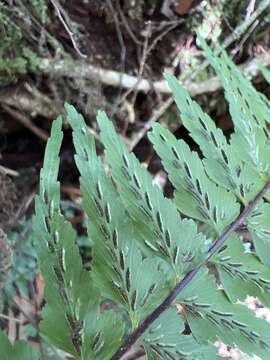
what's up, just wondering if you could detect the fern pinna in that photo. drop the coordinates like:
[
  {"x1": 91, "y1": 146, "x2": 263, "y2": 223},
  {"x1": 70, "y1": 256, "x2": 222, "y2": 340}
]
[{"x1": 2, "y1": 38, "x2": 270, "y2": 359}]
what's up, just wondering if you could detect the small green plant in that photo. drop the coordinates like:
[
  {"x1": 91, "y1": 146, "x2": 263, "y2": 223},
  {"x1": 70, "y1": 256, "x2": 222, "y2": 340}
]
[
  {"x1": 2, "y1": 38, "x2": 270, "y2": 359},
  {"x1": 4, "y1": 220, "x2": 38, "y2": 297}
]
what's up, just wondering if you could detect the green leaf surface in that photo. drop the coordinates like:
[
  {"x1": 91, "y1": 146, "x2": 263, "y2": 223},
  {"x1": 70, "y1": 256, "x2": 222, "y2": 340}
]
[
  {"x1": 83, "y1": 310, "x2": 124, "y2": 360},
  {"x1": 165, "y1": 72, "x2": 265, "y2": 205},
  {"x1": 33, "y1": 116, "x2": 124, "y2": 359},
  {"x1": 141, "y1": 308, "x2": 221, "y2": 360},
  {"x1": 213, "y1": 234, "x2": 270, "y2": 307},
  {"x1": 33, "y1": 118, "x2": 95, "y2": 356},
  {"x1": 66, "y1": 104, "x2": 168, "y2": 329},
  {"x1": 178, "y1": 268, "x2": 270, "y2": 359},
  {"x1": 149, "y1": 123, "x2": 239, "y2": 234},
  {"x1": 97, "y1": 111, "x2": 209, "y2": 280},
  {"x1": 0, "y1": 331, "x2": 38, "y2": 360},
  {"x1": 199, "y1": 37, "x2": 270, "y2": 178},
  {"x1": 248, "y1": 201, "x2": 270, "y2": 268}
]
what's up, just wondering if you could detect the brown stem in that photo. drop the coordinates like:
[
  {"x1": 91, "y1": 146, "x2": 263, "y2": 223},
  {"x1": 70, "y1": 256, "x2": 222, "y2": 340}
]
[{"x1": 111, "y1": 180, "x2": 270, "y2": 360}]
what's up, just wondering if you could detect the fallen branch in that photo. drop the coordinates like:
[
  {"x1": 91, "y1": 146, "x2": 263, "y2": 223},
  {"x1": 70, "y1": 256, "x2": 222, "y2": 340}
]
[
  {"x1": 0, "y1": 86, "x2": 58, "y2": 119},
  {"x1": 38, "y1": 53, "x2": 270, "y2": 96}
]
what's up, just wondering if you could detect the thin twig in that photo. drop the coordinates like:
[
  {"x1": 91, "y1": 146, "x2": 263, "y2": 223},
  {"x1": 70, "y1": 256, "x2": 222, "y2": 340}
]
[
  {"x1": 231, "y1": 19, "x2": 259, "y2": 56},
  {"x1": 3, "y1": 105, "x2": 49, "y2": 141},
  {"x1": 50, "y1": 0, "x2": 87, "y2": 58},
  {"x1": 111, "y1": 180, "x2": 270, "y2": 360},
  {"x1": 129, "y1": 96, "x2": 173, "y2": 150},
  {"x1": 131, "y1": 21, "x2": 152, "y2": 107},
  {"x1": 116, "y1": 0, "x2": 143, "y2": 46},
  {"x1": 0, "y1": 165, "x2": 19, "y2": 177},
  {"x1": 246, "y1": 0, "x2": 257, "y2": 20},
  {"x1": 145, "y1": 20, "x2": 184, "y2": 58},
  {"x1": 15, "y1": 189, "x2": 37, "y2": 220},
  {"x1": 106, "y1": 0, "x2": 127, "y2": 113},
  {"x1": 0, "y1": 313, "x2": 23, "y2": 324},
  {"x1": 113, "y1": 20, "x2": 183, "y2": 109},
  {"x1": 11, "y1": 297, "x2": 39, "y2": 328}
]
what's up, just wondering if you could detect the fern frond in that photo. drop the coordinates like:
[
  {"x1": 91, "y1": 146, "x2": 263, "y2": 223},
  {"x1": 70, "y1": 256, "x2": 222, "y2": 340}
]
[
  {"x1": 96, "y1": 106, "x2": 270, "y2": 358},
  {"x1": 97, "y1": 111, "x2": 209, "y2": 280},
  {"x1": 66, "y1": 104, "x2": 168, "y2": 329},
  {"x1": 178, "y1": 268, "x2": 270, "y2": 359},
  {"x1": 199, "y1": 37, "x2": 270, "y2": 178},
  {"x1": 33, "y1": 117, "x2": 124, "y2": 359},
  {"x1": 248, "y1": 201, "x2": 270, "y2": 268},
  {"x1": 148, "y1": 123, "x2": 239, "y2": 235},
  {"x1": 164, "y1": 72, "x2": 264, "y2": 204},
  {"x1": 29, "y1": 34, "x2": 270, "y2": 360},
  {"x1": 86, "y1": 311, "x2": 125, "y2": 360},
  {"x1": 212, "y1": 234, "x2": 270, "y2": 307},
  {"x1": 141, "y1": 307, "x2": 221, "y2": 359}
]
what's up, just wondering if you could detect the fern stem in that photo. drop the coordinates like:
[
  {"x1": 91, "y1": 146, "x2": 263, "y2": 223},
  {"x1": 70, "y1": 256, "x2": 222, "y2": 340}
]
[{"x1": 110, "y1": 180, "x2": 270, "y2": 360}]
